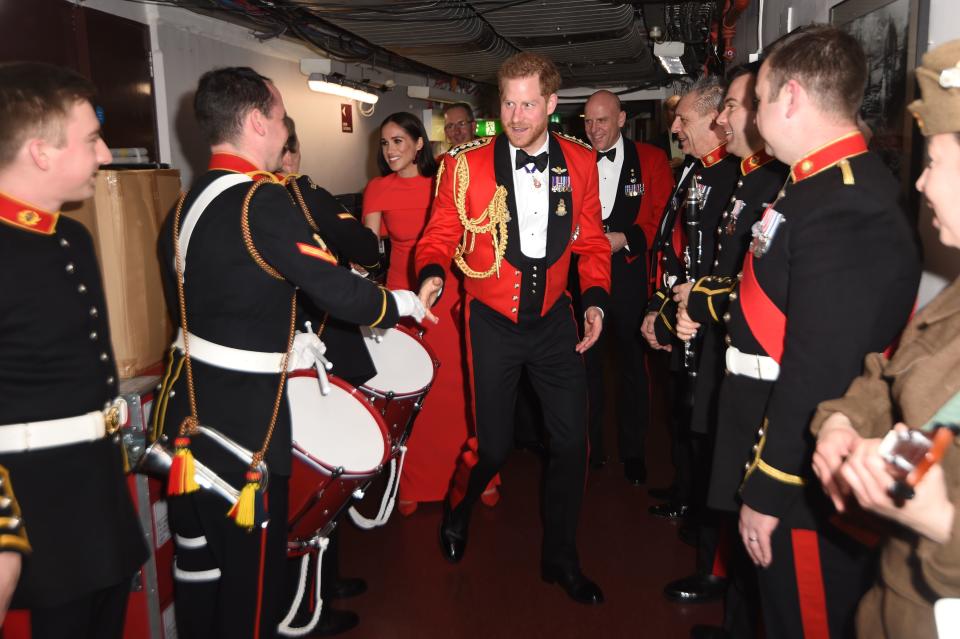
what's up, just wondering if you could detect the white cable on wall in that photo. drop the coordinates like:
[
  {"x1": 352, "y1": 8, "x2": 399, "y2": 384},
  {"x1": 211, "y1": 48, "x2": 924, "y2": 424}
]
[{"x1": 757, "y1": 0, "x2": 764, "y2": 53}]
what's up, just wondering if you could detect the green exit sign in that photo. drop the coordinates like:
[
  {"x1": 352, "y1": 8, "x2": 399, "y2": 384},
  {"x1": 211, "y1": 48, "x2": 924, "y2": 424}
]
[{"x1": 476, "y1": 119, "x2": 501, "y2": 136}]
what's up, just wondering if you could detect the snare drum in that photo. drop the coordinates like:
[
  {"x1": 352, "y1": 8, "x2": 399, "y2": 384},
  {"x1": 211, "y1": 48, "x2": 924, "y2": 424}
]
[
  {"x1": 286, "y1": 371, "x2": 390, "y2": 542},
  {"x1": 358, "y1": 325, "x2": 439, "y2": 453}
]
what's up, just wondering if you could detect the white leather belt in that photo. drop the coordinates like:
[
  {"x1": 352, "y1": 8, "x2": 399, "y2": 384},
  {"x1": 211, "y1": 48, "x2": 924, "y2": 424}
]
[
  {"x1": 725, "y1": 345, "x2": 780, "y2": 381},
  {"x1": 0, "y1": 400, "x2": 126, "y2": 453},
  {"x1": 174, "y1": 329, "x2": 286, "y2": 374}
]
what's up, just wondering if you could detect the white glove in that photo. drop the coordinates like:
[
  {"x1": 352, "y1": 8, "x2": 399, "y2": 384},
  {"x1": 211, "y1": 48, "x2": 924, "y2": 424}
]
[
  {"x1": 288, "y1": 325, "x2": 332, "y2": 395},
  {"x1": 391, "y1": 289, "x2": 427, "y2": 323}
]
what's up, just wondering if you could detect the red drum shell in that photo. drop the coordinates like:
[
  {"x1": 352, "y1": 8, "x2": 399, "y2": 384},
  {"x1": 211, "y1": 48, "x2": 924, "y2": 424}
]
[
  {"x1": 358, "y1": 325, "x2": 439, "y2": 452},
  {"x1": 287, "y1": 372, "x2": 389, "y2": 542}
]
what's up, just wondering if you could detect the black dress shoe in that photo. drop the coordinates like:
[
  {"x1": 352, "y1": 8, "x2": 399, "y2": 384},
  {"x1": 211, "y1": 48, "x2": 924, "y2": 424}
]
[
  {"x1": 623, "y1": 458, "x2": 647, "y2": 484},
  {"x1": 308, "y1": 608, "x2": 359, "y2": 636},
  {"x1": 663, "y1": 573, "x2": 727, "y2": 603},
  {"x1": 541, "y1": 566, "x2": 604, "y2": 605},
  {"x1": 648, "y1": 501, "x2": 689, "y2": 519},
  {"x1": 690, "y1": 625, "x2": 731, "y2": 639},
  {"x1": 325, "y1": 576, "x2": 367, "y2": 600},
  {"x1": 438, "y1": 502, "x2": 469, "y2": 563}
]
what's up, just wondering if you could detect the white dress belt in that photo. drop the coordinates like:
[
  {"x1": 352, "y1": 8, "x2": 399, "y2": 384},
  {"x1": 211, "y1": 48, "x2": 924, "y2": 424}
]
[
  {"x1": 0, "y1": 400, "x2": 127, "y2": 453},
  {"x1": 173, "y1": 329, "x2": 286, "y2": 374},
  {"x1": 725, "y1": 345, "x2": 780, "y2": 381}
]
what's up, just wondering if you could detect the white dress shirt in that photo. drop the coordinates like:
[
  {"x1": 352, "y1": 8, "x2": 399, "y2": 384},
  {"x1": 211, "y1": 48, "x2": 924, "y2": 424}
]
[
  {"x1": 509, "y1": 137, "x2": 550, "y2": 259},
  {"x1": 597, "y1": 134, "x2": 625, "y2": 220}
]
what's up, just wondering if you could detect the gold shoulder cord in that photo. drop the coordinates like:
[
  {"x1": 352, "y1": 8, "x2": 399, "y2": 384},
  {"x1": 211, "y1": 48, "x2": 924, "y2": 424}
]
[
  {"x1": 171, "y1": 182, "x2": 298, "y2": 469},
  {"x1": 287, "y1": 177, "x2": 319, "y2": 232},
  {"x1": 286, "y1": 178, "x2": 330, "y2": 337},
  {"x1": 451, "y1": 153, "x2": 509, "y2": 279}
]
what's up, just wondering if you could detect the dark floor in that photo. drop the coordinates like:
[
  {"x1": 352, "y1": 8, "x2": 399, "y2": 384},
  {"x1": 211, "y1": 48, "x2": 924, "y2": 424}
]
[{"x1": 334, "y1": 371, "x2": 721, "y2": 639}]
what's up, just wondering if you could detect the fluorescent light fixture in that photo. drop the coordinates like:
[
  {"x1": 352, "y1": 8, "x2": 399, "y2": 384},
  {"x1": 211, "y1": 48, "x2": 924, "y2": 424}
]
[
  {"x1": 654, "y1": 41, "x2": 686, "y2": 75},
  {"x1": 307, "y1": 73, "x2": 379, "y2": 104},
  {"x1": 657, "y1": 56, "x2": 686, "y2": 75}
]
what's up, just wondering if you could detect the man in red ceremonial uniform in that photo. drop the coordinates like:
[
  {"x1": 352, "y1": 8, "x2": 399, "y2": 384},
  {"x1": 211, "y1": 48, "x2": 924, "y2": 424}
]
[
  {"x1": 707, "y1": 28, "x2": 919, "y2": 637},
  {"x1": 577, "y1": 89, "x2": 673, "y2": 479},
  {"x1": 156, "y1": 67, "x2": 425, "y2": 638},
  {"x1": 416, "y1": 52, "x2": 611, "y2": 604},
  {"x1": 0, "y1": 62, "x2": 147, "y2": 637}
]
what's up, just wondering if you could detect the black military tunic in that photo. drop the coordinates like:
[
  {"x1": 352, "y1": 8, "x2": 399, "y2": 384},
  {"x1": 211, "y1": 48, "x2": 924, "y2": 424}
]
[
  {"x1": 684, "y1": 150, "x2": 789, "y2": 438},
  {"x1": 284, "y1": 173, "x2": 382, "y2": 386},
  {"x1": 647, "y1": 144, "x2": 739, "y2": 352},
  {"x1": 0, "y1": 193, "x2": 146, "y2": 608},
  {"x1": 718, "y1": 134, "x2": 919, "y2": 639}
]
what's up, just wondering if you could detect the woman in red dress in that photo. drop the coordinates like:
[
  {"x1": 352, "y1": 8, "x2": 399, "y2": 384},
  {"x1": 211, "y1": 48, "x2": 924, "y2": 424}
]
[{"x1": 363, "y1": 112, "x2": 498, "y2": 515}]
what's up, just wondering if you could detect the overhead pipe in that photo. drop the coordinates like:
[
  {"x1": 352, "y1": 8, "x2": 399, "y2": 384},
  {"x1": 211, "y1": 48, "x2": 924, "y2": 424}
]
[{"x1": 722, "y1": 0, "x2": 751, "y2": 61}]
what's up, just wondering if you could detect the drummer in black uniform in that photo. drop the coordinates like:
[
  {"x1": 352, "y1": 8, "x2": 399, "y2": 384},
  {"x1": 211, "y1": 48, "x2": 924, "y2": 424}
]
[
  {"x1": 670, "y1": 62, "x2": 789, "y2": 630},
  {"x1": 278, "y1": 116, "x2": 381, "y2": 636},
  {"x1": 678, "y1": 27, "x2": 919, "y2": 638},
  {"x1": 641, "y1": 75, "x2": 738, "y2": 524},
  {"x1": 0, "y1": 62, "x2": 147, "y2": 637},
  {"x1": 155, "y1": 67, "x2": 428, "y2": 639}
]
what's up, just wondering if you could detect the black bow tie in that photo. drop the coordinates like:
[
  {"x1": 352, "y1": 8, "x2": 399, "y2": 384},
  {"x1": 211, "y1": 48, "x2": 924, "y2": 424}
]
[
  {"x1": 596, "y1": 148, "x2": 616, "y2": 163},
  {"x1": 515, "y1": 149, "x2": 549, "y2": 172}
]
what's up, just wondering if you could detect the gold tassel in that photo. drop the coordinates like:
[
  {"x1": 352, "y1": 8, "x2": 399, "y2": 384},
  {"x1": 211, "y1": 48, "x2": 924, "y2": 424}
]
[{"x1": 227, "y1": 470, "x2": 265, "y2": 530}]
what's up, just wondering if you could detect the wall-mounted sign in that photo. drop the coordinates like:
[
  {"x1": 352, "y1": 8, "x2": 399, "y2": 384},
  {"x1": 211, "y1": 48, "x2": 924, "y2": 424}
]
[
  {"x1": 476, "y1": 119, "x2": 501, "y2": 137},
  {"x1": 341, "y1": 104, "x2": 353, "y2": 133}
]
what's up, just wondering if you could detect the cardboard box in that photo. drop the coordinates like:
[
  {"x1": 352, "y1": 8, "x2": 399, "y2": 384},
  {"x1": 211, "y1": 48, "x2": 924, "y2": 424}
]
[{"x1": 63, "y1": 169, "x2": 180, "y2": 378}]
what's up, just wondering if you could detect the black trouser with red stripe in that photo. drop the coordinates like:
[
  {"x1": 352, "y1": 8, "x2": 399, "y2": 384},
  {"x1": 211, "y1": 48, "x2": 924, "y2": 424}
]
[
  {"x1": 757, "y1": 522, "x2": 875, "y2": 639},
  {"x1": 454, "y1": 297, "x2": 588, "y2": 571},
  {"x1": 169, "y1": 474, "x2": 289, "y2": 639}
]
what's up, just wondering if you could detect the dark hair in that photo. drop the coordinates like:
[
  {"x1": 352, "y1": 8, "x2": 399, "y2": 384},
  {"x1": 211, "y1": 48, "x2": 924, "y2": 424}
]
[
  {"x1": 283, "y1": 115, "x2": 299, "y2": 155},
  {"x1": 442, "y1": 102, "x2": 475, "y2": 121},
  {"x1": 726, "y1": 60, "x2": 761, "y2": 84},
  {"x1": 498, "y1": 52, "x2": 562, "y2": 97},
  {"x1": 377, "y1": 112, "x2": 437, "y2": 177},
  {"x1": 763, "y1": 24, "x2": 866, "y2": 121},
  {"x1": 0, "y1": 62, "x2": 97, "y2": 169},
  {"x1": 194, "y1": 67, "x2": 275, "y2": 145}
]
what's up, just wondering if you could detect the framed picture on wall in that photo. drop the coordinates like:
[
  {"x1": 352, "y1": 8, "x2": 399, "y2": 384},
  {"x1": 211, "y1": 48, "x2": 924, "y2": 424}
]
[{"x1": 831, "y1": 0, "x2": 930, "y2": 215}]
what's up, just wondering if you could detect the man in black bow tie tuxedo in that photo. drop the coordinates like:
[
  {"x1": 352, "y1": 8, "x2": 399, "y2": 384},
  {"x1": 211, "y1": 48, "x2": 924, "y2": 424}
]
[
  {"x1": 577, "y1": 89, "x2": 673, "y2": 481},
  {"x1": 416, "y1": 52, "x2": 611, "y2": 605}
]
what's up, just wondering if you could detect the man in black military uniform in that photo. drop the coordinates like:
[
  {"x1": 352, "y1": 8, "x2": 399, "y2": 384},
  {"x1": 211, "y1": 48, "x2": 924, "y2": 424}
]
[
  {"x1": 641, "y1": 76, "x2": 738, "y2": 520},
  {"x1": 155, "y1": 67, "x2": 426, "y2": 639},
  {"x1": 668, "y1": 62, "x2": 790, "y2": 631},
  {"x1": 575, "y1": 89, "x2": 673, "y2": 480},
  {"x1": 679, "y1": 28, "x2": 919, "y2": 638},
  {"x1": 0, "y1": 62, "x2": 147, "y2": 637}
]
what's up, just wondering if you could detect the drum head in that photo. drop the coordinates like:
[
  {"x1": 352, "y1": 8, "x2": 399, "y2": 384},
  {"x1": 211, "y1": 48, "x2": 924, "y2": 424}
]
[
  {"x1": 288, "y1": 375, "x2": 386, "y2": 473},
  {"x1": 360, "y1": 326, "x2": 435, "y2": 395}
]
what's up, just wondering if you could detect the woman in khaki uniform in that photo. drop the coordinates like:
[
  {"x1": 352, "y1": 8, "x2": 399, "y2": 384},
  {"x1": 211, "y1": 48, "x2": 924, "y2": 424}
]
[{"x1": 811, "y1": 39, "x2": 960, "y2": 639}]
